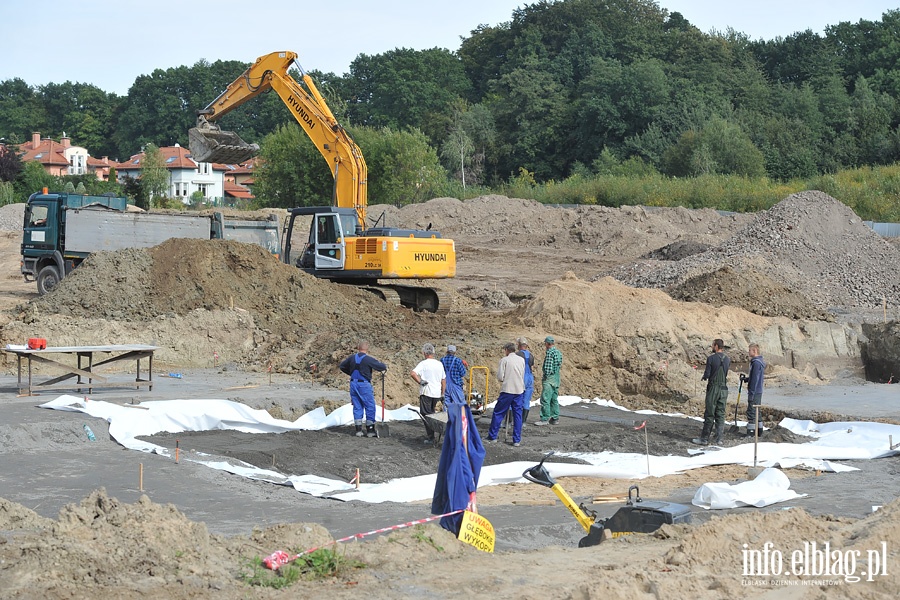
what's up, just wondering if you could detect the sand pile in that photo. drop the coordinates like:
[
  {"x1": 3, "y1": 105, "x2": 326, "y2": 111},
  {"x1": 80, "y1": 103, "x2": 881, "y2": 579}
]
[
  {"x1": 1, "y1": 490, "x2": 896, "y2": 599},
  {"x1": 610, "y1": 191, "x2": 900, "y2": 313}
]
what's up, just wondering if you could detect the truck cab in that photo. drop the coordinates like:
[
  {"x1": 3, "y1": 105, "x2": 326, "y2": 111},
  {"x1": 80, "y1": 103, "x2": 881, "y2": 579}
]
[{"x1": 22, "y1": 192, "x2": 128, "y2": 294}]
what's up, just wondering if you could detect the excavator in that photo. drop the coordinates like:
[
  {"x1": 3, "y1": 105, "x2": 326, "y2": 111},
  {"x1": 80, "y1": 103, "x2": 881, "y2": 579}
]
[{"x1": 188, "y1": 51, "x2": 454, "y2": 313}]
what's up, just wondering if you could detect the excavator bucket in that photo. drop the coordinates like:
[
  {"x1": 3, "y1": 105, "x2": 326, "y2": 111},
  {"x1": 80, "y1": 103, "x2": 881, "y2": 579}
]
[{"x1": 188, "y1": 122, "x2": 259, "y2": 164}]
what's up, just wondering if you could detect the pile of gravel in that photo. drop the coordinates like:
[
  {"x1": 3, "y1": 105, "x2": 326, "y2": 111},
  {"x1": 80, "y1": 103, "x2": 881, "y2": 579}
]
[
  {"x1": 0, "y1": 203, "x2": 24, "y2": 231},
  {"x1": 606, "y1": 191, "x2": 900, "y2": 311}
]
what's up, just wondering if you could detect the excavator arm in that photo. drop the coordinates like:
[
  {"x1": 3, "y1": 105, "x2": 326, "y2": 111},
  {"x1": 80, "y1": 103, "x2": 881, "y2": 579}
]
[{"x1": 189, "y1": 51, "x2": 368, "y2": 227}]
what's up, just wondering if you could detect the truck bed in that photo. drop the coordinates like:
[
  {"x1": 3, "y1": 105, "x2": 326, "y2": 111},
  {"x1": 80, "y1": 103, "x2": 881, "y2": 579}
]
[{"x1": 65, "y1": 208, "x2": 211, "y2": 253}]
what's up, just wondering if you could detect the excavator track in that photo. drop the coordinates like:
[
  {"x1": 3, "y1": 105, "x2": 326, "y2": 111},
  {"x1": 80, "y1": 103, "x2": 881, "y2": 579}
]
[
  {"x1": 360, "y1": 285, "x2": 403, "y2": 309},
  {"x1": 360, "y1": 285, "x2": 451, "y2": 314}
]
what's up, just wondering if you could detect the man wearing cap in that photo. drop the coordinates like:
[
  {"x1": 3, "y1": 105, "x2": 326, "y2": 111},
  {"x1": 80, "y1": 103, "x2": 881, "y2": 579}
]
[
  {"x1": 534, "y1": 336, "x2": 562, "y2": 426},
  {"x1": 339, "y1": 340, "x2": 388, "y2": 438},
  {"x1": 440, "y1": 344, "x2": 468, "y2": 406},
  {"x1": 516, "y1": 337, "x2": 535, "y2": 425}
]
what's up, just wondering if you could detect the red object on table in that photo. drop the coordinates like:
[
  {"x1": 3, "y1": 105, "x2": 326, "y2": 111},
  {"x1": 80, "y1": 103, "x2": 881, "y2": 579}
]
[{"x1": 27, "y1": 338, "x2": 47, "y2": 350}]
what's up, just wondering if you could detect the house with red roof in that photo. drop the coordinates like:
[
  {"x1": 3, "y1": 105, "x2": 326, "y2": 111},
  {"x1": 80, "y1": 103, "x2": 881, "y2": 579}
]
[
  {"x1": 19, "y1": 132, "x2": 114, "y2": 181},
  {"x1": 115, "y1": 143, "x2": 232, "y2": 204}
]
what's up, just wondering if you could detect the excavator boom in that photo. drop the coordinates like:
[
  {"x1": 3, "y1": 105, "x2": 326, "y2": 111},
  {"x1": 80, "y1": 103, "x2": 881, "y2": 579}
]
[
  {"x1": 189, "y1": 50, "x2": 455, "y2": 313},
  {"x1": 189, "y1": 51, "x2": 367, "y2": 227}
]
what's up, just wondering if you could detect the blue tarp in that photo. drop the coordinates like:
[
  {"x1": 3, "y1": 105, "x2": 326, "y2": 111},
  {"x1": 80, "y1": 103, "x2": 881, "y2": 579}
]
[{"x1": 431, "y1": 403, "x2": 486, "y2": 534}]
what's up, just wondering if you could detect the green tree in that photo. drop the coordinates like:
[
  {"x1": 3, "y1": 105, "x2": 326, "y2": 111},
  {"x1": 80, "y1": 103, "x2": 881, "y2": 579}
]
[
  {"x1": 141, "y1": 144, "x2": 169, "y2": 205},
  {"x1": 38, "y1": 82, "x2": 120, "y2": 158},
  {"x1": 254, "y1": 123, "x2": 333, "y2": 208},
  {"x1": 121, "y1": 175, "x2": 148, "y2": 210},
  {"x1": 16, "y1": 161, "x2": 55, "y2": 197},
  {"x1": 341, "y1": 48, "x2": 472, "y2": 143},
  {"x1": 441, "y1": 116, "x2": 475, "y2": 189},
  {"x1": 0, "y1": 181, "x2": 15, "y2": 206},
  {"x1": 0, "y1": 78, "x2": 47, "y2": 142},
  {"x1": 0, "y1": 143, "x2": 22, "y2": 182},
  {"x1": 351, "y1": 126, "x2": 447, "y2": 206},
  {"x1": 662, "y1": 118, "x2": 765, "y2": 177}
]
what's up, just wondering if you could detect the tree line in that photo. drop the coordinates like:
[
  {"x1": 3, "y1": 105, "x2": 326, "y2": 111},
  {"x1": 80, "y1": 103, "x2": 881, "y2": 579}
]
[{"x1": 2, "y1": 0, "x2": 900, "y2": 212}]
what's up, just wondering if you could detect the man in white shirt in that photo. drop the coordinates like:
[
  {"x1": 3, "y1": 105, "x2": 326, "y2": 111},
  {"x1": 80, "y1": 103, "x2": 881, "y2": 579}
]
[
  {"x1": 410, "y1": 343, "x2": 447, "y2": 444},
  {"x1": 486, "y1": 342, "x2": 526, "y2": 446}
]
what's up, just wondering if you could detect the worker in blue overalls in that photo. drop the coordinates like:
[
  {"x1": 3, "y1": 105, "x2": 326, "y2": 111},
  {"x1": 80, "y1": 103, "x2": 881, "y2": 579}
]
[{"x1": 339, "y1": 340, "x2": 388, "y2": 437}]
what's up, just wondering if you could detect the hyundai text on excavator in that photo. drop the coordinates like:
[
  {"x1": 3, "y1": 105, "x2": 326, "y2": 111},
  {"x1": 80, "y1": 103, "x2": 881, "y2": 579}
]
[{"x1": 189, "y1": 51, "x2": 455, "y2": 313}]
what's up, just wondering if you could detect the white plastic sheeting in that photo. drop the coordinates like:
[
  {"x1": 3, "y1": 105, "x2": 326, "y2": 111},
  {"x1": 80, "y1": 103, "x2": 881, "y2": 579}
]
[
  {"x1": 40, "y1": 394, "x2": 900, "y2": 505},
  {"x1": 692, "y1": 468, "x2": 805, "y2": 509}
]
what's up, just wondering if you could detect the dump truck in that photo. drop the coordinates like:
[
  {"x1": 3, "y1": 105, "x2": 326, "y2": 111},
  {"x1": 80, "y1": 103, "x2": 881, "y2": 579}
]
[
  {"x1": 21, "y1": 190, "x2": 280, "y2": 295},
  {"x1": 189, "y1": 50, "x2": 455, "y2": 313}
]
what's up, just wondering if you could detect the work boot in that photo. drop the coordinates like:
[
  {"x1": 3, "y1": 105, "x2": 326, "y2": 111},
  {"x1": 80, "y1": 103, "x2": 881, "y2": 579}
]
[
  {"x1": 366, "y1": 424, "x2": 377, "y2": 438},
  {"x1": 692, "y1": 422, "x2": 712, "y2": 445},
  {"x1": 714, "y1": 423, "x2": 726, "y2": 446},
  {"x1": 354, "y1": 424, "x2": 365, "y2": 437},
  {"x1": 549, "y1": 417, "x2": 559, "y2": 425},
  {"x1": 521, "y1": 409, "x2": 530, "y2": 425}
]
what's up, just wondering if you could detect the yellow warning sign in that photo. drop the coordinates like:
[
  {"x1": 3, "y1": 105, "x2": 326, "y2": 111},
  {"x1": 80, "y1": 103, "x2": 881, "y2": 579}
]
[{"x1": 458, "y1": 510, "x2": 494, "y2": 553}]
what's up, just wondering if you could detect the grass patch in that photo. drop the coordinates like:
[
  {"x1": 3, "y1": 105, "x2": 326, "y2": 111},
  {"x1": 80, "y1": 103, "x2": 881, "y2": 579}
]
[
  {"x1": 240, "y1": 548, "x2": 366, "y2": 589},
  {"x1": 410, "y1": 525, "x2": 444, "y2": 552}
]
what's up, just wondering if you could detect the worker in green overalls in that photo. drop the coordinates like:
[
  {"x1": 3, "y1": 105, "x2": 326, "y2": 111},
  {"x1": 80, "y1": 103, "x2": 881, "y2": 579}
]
[{"x1": 693, "y1": 338, "x2": 730, "y2": 446}]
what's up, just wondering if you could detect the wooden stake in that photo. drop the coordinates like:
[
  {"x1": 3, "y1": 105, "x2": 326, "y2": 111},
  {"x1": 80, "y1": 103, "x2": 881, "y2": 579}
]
[
  {"x1": 139, "y1": 463, "x2": 144, "y2": 491},
  {"x1": 175, "y1": 440, "x2": 180, "y2": 464},
  {"x1": 356, "y1": 468, "x2": 360, "y2": 489},
  {"x1": 644, "y1": 426, "x2": 651, "y2": 476}
]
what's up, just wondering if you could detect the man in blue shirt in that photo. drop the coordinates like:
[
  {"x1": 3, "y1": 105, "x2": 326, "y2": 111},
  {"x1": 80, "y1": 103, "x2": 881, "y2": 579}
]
[
  {"x1": 516, "y1": 337, "x2": 535, "y2": 425},
  {"x1": 339, "y1": 340, "x2": 388, "y2": 438},
  {"x1": 440, "y1": 344, "x2": 468, "y2": 405},
  {"x1": 745, "y1": 343, "x2": 766, "y2": 438}
]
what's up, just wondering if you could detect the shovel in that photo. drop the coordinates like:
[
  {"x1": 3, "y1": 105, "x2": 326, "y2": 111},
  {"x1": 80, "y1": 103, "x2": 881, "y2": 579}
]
[
  {"x1": 374, "y1": 371, "x2": 390, "y2": 438},
  {"x1": 728, "y1": 376, "x2": 744, "y2": 434}
]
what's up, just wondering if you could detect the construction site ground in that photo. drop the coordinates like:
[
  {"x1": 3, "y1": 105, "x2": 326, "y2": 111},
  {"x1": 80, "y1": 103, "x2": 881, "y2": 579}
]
[{"x1": 0, "y1": 193, "x2": 899, "y2": 598}]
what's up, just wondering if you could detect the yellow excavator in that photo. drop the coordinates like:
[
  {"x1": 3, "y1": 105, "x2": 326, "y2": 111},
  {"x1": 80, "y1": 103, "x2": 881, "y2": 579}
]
[{"x1": 189, "y1": 51, "x2": 455, "y2": 313}]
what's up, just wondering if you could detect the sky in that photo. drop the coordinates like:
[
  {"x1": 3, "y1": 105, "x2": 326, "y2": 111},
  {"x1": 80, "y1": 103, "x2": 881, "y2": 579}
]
[{"x1": 3, "y1": 0, "x2": 898, "y2": 96}]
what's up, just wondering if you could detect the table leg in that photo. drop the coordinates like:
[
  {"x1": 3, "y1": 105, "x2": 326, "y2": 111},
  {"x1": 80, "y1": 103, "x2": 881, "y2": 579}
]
[
  {"x1": 28, "y1": 356, "x2": 33, "y2": 396},
  {"x1": 149, "y1": 352, "x2": 154, "y2": 391}
]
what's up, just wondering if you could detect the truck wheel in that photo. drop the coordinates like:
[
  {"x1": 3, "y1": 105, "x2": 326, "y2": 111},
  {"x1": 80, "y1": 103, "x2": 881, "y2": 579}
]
[{"x1": 37, "y1": 265, "x2": 61, "y2": 295}]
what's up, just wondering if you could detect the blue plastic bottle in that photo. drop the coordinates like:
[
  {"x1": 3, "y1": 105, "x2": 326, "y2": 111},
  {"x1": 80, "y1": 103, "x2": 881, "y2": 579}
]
[{"x1": 83, "y1": 424, "x2": 96, "y2": 441}]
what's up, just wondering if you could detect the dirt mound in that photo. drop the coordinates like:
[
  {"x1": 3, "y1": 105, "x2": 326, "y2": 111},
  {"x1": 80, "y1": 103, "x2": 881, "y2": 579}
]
[
  {"x1": 0, "y1": 497, "x2": 52, "y2": 530},
  {"x1": 668, "y1": 265, "x2": 832, "y2": 321},
  {"x1": 4, "y1": 239, "x2": 445, "y2": 397},
  {"x1": 642, "y1": 239, "x2": 711, "y2": 261},
  {"x1": 0, "y1": 202, "x2": 24, "y2": 231},
  {"x1": 371, "y1": 197, "x2": 750, "y2": 259},
  {"x1": 609, "y1": 191, "x2": 900, "y2": 314},
  {"x1": 2, "y1": 490, "x2": 897, "y2": 599}
]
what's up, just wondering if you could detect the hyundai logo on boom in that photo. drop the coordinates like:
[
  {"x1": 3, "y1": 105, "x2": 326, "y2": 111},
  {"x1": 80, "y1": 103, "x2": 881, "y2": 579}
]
[
  {"x1": 287, "y1": 95, "x2": 315, "y2": 129},
  {"x1": 414, "y1": 253, "x2": 447, "y2": 262}
]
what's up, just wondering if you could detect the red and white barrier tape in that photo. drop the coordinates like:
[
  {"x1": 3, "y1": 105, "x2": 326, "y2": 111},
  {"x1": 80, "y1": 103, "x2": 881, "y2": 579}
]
[{"x1": 263, "y1": 509, "x2": 465, "y2": 570}]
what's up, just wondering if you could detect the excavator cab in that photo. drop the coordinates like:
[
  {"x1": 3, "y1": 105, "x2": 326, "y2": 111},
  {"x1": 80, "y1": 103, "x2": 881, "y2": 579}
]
[{"x1": 312, "y1": 213, "x2": 345, "y2": 270}]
